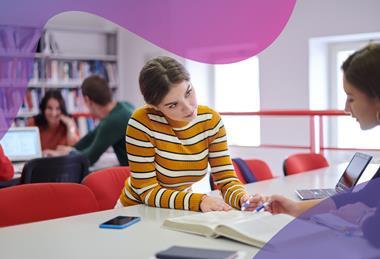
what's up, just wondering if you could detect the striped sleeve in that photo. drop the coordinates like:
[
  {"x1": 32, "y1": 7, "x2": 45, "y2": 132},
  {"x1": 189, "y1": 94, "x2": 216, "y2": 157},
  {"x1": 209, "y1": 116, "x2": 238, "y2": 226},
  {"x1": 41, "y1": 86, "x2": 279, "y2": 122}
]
[
  {"x1": 207, "y1": 110, "x2": 247, "y2": 209},
  {"x1": 121, "y1": 109, "x2": 204, "y2": 211}
]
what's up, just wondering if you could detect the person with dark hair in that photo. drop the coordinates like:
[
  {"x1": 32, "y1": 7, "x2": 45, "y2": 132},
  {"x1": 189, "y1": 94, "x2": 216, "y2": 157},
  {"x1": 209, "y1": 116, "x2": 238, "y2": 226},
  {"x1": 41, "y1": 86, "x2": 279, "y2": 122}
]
[
  {"x1": 46, "y1": 75, "x2": 134, "y2": 166},
  {"x1": 28, "y1": 89, "x2": 79, "y2": 151},
  {"x1": 116, "y1": 56, "x2": 262, "y2": 212},
  {"x1": 266, "y1": 43, "x2": 380, "y2": 248}
]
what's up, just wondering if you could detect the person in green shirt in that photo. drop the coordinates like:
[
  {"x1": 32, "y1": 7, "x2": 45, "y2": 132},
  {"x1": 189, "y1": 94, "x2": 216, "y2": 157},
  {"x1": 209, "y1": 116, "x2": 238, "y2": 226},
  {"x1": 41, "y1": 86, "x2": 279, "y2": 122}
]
[{"x1": 45, "y1": 75, "x2": 134, "y2": 166}]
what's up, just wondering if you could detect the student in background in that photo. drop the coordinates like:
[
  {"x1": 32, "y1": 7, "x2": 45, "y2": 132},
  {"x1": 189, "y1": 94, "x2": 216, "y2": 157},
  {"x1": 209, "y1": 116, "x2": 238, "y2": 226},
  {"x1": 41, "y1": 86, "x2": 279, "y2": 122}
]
[
  {"x1": 45, "y1": 75, "x2": 134, "y2": 166},
  {"x1": 116, "y1": 56, "x2": 262, "y2": 212},
  {"x1": 267, "y1": 43, "x2": 380, "y2": 248},
  {"x1": 28, "y1": 89, "x2": 79, "y2": 151},
  {"x1": 0, "y1": 144, "x2": 14, "y2": 181}
]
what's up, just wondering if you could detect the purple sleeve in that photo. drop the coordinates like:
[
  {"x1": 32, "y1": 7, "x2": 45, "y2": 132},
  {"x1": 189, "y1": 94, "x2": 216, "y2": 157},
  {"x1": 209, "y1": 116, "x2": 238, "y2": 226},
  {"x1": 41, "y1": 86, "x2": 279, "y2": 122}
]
[{"x1": 362, "y1": 203, "x2": 380, "y2": 248}]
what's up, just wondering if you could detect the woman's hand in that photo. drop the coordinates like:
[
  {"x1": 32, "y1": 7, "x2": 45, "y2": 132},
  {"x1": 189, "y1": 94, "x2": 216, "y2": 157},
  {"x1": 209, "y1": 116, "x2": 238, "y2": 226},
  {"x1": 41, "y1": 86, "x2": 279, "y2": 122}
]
[
  {"x1": 240, "y1": 193, "x2": 266, "y2": 211},
  {"x1": 60, "y1": 115, "x2": 77, "y2": 132},
  {"x1": 266, "y1": 195, "x2": 304, "y2": 216},
  {"x1": 200, "y1": 196, "x2": 231, "y2": 212},
  {"x1": 60, "y1": 115, "x2": 80, "y2": 145},
  {"x1": 61, "y1": 115, "x2": 78, "y2": 136}
]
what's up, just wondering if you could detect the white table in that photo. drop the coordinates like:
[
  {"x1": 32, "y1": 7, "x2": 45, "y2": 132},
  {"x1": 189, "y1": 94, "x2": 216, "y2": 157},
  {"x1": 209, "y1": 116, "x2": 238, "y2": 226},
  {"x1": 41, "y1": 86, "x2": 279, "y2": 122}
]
[{"x1": 0, "y1": 165, "x2": 347, "y2": 259}]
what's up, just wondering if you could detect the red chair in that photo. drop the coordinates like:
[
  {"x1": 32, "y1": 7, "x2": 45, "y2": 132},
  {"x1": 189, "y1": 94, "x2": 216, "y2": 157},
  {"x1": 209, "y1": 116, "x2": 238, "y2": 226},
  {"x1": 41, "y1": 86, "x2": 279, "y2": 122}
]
[
  {"x1": 82, "y1": 166, "x2": 131, "y2": 210},
  {"x1": 244, "y1": 159, "x2": 274, "y2": 181},
  {"x1": 210, "y1": 161, "x2": 246, "y2": 190},
  {"x1": 283, "y1": 153, "x2": 329, "y2": 176},
  {"x1": 0, "y1": 183, "x2": 99, "y2": 227},
  {"x1": 232, "y1": 161, "x2": 247, "y2": 184}
]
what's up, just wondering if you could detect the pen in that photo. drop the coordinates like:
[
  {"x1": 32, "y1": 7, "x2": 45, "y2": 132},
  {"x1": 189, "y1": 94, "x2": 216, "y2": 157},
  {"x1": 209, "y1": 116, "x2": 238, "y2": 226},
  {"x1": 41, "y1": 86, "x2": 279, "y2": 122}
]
[
  {"x1": 253, "y1": 201, "x2": 271, "y2": 213},
  {"x1": 241, "y1": 195, "x2": 254, "y2": 211}
]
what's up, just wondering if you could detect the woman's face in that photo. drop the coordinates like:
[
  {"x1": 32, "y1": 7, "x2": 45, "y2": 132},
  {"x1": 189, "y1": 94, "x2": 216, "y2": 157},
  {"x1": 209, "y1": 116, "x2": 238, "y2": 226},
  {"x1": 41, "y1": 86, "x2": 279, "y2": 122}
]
[
  {"x1": 44, "y1": 98, "x2": 62, "y2": 126},
  {"x1": 343, "y1": 76, "x2": 380, "y2": 130},
  {"x1": 155, "y1": 80, "x2": 198, "y2": 123}
]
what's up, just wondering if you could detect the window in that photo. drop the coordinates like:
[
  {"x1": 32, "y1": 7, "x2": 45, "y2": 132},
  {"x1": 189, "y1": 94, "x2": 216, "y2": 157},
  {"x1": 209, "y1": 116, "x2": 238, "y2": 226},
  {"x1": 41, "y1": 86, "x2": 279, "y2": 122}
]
[
  {"x1": 330, "y1": 40, "x2": 380, "y2": 149},
  {"x1": 214, "y1": 56, "x2": 260, "y2": 146}
]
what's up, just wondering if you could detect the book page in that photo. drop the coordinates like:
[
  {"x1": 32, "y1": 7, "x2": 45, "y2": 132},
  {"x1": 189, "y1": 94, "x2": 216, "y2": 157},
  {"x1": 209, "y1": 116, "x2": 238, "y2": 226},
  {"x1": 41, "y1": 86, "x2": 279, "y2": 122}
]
[
  {"x1": 215, "y1": 213, "x2": 295, "y2": 247},
  {"x1": 163, "y1": 211, "x2": 246, "y2": 237},
  {"x1": 162, "y1": 210, "x2": 290, "y2": 241}
]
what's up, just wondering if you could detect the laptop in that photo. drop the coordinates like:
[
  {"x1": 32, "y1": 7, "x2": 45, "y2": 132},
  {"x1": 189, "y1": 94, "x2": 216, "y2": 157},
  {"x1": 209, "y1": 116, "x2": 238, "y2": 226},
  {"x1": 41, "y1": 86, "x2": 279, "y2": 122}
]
[
  {"x1": 295, "y1": 152, "x2": 373, "y2": 200},
  {"x1": 0, "y1": 127, "x2": 42, "y2": 173}
]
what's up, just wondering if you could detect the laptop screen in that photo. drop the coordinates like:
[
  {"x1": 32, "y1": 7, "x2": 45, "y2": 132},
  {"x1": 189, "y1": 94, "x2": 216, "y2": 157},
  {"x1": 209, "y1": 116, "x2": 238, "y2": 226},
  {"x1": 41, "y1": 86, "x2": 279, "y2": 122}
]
[
  {"x1": 336, "y1": 152, "x2": 372, "y2": 191},
  {"x1": 0, "y1": 127, "x2": 42, "y2": 162}
]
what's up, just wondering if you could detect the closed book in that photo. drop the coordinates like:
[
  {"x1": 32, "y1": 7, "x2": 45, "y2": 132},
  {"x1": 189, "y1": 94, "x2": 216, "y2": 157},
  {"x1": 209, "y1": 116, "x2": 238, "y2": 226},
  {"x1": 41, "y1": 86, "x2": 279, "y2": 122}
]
[{"x1": 156, "y1": 245, "x2": 237, "y2": 259}]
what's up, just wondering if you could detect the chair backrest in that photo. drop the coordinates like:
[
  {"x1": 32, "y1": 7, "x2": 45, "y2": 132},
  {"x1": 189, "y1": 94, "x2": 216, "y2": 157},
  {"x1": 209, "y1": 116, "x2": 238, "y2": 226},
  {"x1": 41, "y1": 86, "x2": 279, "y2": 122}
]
[
  {"x1": 210, "y1": 161, "x2": 247, "y2": 190},
  {"x1": 231, "y1": 161, "x2": 247, "y2": 184},
  {"x1": 283, "y1": 153, "x2": 329, "y2": 176},
  {"x1": 244, "y1": 159, "x2": 274, "y2": 181},
  {"x1": 0, "y1": 183, "x2": 99, "y2": 227},
  {"x1": 82, "y1": 166, "x2": 131, "y2": 210},
  {"x1": 21, "y1": 154, "x2": 90, "y2": 184},
  {"x1": 232, "y1": 158, "x2": 274, "y2": 183}
]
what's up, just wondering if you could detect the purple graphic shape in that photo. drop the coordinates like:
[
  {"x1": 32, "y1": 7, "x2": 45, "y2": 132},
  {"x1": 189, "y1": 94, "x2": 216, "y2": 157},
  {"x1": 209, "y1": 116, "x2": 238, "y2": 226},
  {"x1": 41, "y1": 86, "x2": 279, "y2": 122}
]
[
  {"x1": 0, "y1": 0, "x2": 296, "y2": 63},
  {"x1": 0, "y1": 25, "x2": 39, "y2": 136},
  {"x1": 254, "y1": 178, "x2": 380, "y2": 259},
  {"x1": 0, "y1": 0, "x2": 295, "y2": 137}
]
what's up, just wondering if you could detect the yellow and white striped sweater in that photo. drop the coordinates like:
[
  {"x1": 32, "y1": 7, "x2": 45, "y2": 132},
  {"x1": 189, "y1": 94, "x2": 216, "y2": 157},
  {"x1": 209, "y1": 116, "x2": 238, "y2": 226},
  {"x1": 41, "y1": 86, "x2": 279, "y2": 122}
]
[{"x1": 119, "y1": 105, "x2": 247, "y2": 211}]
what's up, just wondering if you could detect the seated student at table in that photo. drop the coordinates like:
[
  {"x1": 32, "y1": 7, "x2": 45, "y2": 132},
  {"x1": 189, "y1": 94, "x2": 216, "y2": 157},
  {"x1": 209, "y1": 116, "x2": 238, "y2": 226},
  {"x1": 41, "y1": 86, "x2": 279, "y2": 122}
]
[
  {"x1": 116, "y1": 56, "x2": 262, "y2": 212},
  {"x1": 267, "y1": 43, "x2": 380, "y2": 248},
  {"x1": 0, "y1": 144, "x2": 14, "y2": 181},
  {"x1": 45, "y1": 75, "x2": 135, "y2": 166},
  {"x1": 28, "y1": 89, "x2": 80, "y2": 151}
]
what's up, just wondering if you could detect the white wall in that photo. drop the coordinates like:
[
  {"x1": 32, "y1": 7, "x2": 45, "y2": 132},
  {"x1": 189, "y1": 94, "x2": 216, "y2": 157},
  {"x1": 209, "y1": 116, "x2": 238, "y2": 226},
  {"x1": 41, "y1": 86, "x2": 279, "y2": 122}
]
[
  {"x1": 237, "y1": 0, "x2": 380, "y2": 175},
  {"x1": 46, "y1": 1, "x2": 380, "y2": 176}
]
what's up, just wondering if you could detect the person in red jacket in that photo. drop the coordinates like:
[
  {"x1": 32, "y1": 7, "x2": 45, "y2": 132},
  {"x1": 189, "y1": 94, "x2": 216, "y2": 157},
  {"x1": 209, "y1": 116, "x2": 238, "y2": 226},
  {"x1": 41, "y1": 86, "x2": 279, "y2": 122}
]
[{"x1": 0, "y1": 144, "x2": 14, "y2": 181}]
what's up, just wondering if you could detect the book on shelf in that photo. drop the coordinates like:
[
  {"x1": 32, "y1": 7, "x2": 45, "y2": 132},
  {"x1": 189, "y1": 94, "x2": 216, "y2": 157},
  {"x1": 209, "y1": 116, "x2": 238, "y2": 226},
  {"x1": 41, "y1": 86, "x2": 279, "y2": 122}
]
[
  {"x1": 29, "y1": 59, "x2": 116, "y2": 83},
  {"x1": 76, "y1": 116, "x2": 97, "y2": 137},
  {"x1": 0, "y1": 87, "x2": 25, "y2": 114},
  {"x1": 162, "y1": 210, "x2": 294, "y2": 248},
  {"x1": 2, "y1": 25, "x2": 118, "y2": 139}
]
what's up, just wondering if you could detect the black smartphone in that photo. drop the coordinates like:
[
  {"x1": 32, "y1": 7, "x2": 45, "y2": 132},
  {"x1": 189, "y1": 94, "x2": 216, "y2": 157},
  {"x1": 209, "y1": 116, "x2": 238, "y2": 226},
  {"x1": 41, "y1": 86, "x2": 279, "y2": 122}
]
[{"x1": 99, "y1": 216, "x2": 141, "y2": 229}]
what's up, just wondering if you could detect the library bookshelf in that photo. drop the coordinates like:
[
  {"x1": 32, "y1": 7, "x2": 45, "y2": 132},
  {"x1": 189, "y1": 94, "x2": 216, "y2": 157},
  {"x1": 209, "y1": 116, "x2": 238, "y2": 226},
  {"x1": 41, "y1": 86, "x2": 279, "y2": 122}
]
[{"x1": 0, "y1": 25, "x2": 119, "y2": 137}]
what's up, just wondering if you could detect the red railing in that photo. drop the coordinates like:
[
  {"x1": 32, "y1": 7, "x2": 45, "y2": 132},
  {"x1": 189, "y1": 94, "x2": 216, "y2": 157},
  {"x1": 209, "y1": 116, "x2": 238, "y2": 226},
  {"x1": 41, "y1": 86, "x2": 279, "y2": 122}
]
[
  {"x1": 72, "y1": 112, "x2": 98, "y2": 119},
  {"x1": 73, "y1": 110, "x2": 380, "y2": 153},
  {"x1": 219, "y1": 110, "x2": 380, "y2": 154}
]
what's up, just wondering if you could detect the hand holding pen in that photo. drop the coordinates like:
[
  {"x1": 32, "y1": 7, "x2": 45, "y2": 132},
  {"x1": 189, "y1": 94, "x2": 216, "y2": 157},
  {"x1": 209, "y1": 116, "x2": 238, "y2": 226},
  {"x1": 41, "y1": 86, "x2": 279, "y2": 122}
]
[{"x1": 240, "y1": 194, "x2": 267, "y2": 211}]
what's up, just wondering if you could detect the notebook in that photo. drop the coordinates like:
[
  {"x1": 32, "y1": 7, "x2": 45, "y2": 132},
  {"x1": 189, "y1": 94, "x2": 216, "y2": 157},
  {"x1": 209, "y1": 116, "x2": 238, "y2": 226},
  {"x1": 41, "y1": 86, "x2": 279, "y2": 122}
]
[
  {"x1": 0, "y1": 127, "x2": 42, "y2": 162},
  {"x1": 155, "y1": 246, "x2": 238, "y2": 259},
  {"x1": 296, "y1": 152, "x2": 372, "y2": 200},
  {"x1": 162, "y1": 210, "x2": 294, "y2": 248}
]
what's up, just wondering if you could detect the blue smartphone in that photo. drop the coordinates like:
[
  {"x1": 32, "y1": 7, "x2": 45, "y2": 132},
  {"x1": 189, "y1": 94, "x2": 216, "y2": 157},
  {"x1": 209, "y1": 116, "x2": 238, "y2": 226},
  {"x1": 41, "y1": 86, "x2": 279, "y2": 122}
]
[{"x1": 99, "y1": 216, "x2": 141, "y2": 229}]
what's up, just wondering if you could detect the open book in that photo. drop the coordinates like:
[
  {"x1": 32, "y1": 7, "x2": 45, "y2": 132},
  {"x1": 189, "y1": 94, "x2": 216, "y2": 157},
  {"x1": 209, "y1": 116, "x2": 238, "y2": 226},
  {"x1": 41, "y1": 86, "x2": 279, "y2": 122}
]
[{"x1": 162, "y1": 210, "x2": 294, "y2": 248}]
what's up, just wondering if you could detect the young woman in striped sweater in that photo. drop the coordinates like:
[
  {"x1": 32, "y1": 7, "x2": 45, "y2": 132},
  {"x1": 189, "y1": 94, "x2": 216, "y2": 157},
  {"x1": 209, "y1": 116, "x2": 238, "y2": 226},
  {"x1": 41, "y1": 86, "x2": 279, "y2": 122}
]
[{"x1": 117, "y1": 56, "x2": 262, "y2": 212}]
